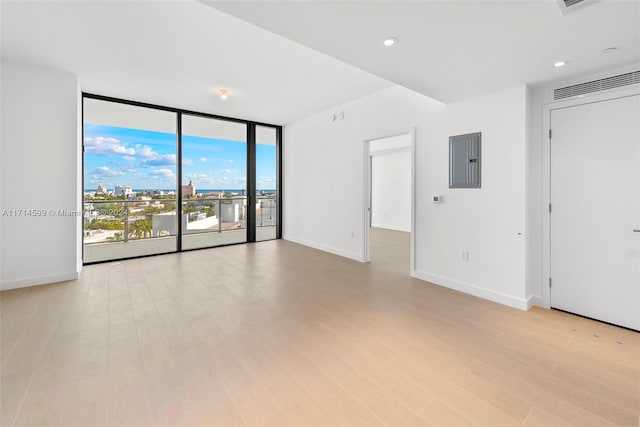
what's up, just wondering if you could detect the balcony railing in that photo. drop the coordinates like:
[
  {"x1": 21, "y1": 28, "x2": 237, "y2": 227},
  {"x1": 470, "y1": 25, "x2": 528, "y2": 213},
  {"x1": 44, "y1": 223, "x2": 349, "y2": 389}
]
[
  {"x1": 182, "y1": 197, "x2": 247, "y2": 235},
  {"x1": 256, "y1": 196, "x2": 277, "y2": 228},
  {"x1": 83, "y1": 195, "x2": 276, "y2": 245}
]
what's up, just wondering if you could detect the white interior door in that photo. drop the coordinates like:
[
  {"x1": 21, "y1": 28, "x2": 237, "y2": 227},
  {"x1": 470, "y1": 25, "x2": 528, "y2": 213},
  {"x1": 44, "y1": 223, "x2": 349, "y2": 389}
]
[{"x1": 550, "y1": 94, "x2": 640, "y2": 331}]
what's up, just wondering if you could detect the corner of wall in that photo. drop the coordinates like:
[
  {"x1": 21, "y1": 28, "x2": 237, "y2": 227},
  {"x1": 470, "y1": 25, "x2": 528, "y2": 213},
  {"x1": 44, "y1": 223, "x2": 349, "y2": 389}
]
[
  {"x1": 524, "y1": 83, "x2": 542, "y2": 306},
  {"x1": 1, "y1": 272, "x2": 79, "y2": 292},
  {"x1": 283, "y1": 235, "x2": 365, "y2": 262},
  {"x1": 526, "y1": 295, "x2": 544, "y2": 310}
]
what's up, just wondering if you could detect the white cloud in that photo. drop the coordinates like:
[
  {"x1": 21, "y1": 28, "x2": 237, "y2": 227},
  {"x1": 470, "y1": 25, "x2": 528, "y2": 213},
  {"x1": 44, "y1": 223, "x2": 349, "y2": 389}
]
[
  {"x1": 86, "y1": 138, "x2": 178, "y2": 169},
  {"x1": 182, "y1": 158, "x2": 193, "y2": 167},
  {"x1": 96, "y1": 166, "x2": 125, "y2": 177},
  {"x1": 85, "y1": 137, "x2": 135, "y2": 156},
  {"x1": 135, "y1": 145, "x2": 156, "y2": 159},
  {"x1": 132, "y1": 145, "x2": 177, "y2": 166},
  {"x1": 215, "y1": 169, "x2": 236, "y2": 174},
  {"x1": 198, "y1": 157, "x2": 208, "y2": 163},
  {"x1": 143, "y1": 153, "x2": 177, "y2": 166},
  {"x1": 151, "y1": 169, "x2": 175, "y2": 179}
]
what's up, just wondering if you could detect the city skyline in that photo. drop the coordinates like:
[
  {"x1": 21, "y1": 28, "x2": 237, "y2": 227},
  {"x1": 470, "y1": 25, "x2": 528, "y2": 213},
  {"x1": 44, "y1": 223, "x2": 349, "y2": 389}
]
[{"x1": 84, "y1": 123, "x2": 277, "y2": 192}]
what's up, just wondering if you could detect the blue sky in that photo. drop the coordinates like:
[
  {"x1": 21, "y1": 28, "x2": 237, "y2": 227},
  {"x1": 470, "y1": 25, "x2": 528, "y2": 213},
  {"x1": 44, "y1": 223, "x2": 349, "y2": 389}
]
[{"x1": 84, "y1": 124, "x2": 276, "y2": 191}]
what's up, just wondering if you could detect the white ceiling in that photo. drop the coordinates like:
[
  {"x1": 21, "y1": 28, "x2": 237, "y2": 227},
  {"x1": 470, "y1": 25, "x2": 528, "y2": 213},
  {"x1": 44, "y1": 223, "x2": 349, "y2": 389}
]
[
  {"x1": 2, "y1": 1, "x2": 638, "y2": 126},
  {"x1": 204, "y1": 0, "x2": 640, "y2": 103},
  {"x1": 0, "y1": 0, "x2": 391, "y2": 125}
]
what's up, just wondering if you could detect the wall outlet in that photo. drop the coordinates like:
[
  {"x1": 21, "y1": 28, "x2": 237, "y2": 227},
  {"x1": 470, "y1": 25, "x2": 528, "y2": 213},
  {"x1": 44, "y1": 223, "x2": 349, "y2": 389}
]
[{"x1": 461, "y1": 251, "x2": 469, "y2": 261}]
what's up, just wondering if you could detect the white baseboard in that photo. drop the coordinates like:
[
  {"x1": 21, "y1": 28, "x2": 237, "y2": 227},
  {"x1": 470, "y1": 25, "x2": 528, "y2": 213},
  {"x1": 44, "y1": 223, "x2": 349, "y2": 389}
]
[
  {"x1": 370, "y1": 224, "x2": 411, "y2": 233},
  {"x1": 411, "y1": 269, "x2": 529, "y2": 311},
  {"x1": 1, "y1": 271, "x2": 79, "y2": 291},
  {"x1": 283, "y1": 235, "x2": 364, "y2": 262}
]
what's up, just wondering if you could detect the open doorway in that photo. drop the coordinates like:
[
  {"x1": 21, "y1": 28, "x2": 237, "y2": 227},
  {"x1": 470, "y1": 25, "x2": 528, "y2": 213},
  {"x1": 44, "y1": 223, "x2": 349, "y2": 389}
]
[{"x1": 363, "y1": 131, "x2": 414, "y2": 275}]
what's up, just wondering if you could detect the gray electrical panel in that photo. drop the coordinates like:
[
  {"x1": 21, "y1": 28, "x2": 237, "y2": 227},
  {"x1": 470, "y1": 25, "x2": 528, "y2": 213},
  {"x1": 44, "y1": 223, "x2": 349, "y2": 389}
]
[{"x1": 449, "y1": 132, "x2": 481, "y2": 188}]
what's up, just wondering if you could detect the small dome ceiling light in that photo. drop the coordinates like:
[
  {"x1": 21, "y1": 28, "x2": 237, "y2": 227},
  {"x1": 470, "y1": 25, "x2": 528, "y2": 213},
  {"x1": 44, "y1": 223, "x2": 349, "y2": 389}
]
[
  {"x1": 219, "y1": 88, "x2": 229, "y2": 100},
  {"x1": 554, "y1": 61, "x2": 567, "y2": 68},
  {"x1": 383, "y1": 37, "x2": 398, "y2": 47}
]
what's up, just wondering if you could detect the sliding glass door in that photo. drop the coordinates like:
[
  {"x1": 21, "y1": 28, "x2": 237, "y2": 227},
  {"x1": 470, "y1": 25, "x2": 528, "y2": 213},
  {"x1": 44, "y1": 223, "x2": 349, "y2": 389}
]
[
  {"x1": 83, "y1": 95, "x2": 281, "y2": 264},
  {"x1": 83, "y1": 98, "x2": 178, "y2": 263},
  {"x1": 256, "y1": 126, "x2": 278, "y2": 241},
  {"x1": 181, "y1": 115, "x2": 247, "y2": 250}
]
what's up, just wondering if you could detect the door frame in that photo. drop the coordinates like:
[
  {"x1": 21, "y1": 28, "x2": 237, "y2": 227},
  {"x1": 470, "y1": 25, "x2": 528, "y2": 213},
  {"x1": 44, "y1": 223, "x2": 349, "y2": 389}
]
[
  {"x1": 541, "y1": 86, "x2": 640, "y2": 308},
  {"x1": 362, "y1": 128, "x2": 416, "y2": 273}
]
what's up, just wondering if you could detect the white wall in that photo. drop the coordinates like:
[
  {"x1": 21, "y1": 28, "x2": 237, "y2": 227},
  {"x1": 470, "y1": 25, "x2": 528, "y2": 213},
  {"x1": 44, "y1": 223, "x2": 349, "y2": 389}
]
[
  {"x1": 283, "y1": 86, "x2": 443, "y2": 261},
  {"x1": 418, "y1": 86, "x2": 527, "y2": 308},
  {"x1": 370, "y1": 135, "x2": 411, "y2": 232},
  {"x1": 284, "y1": 84, "x2": 530, "y2": 309},
  {"x1": 1, "y1": 61, "x2": 81, "y2": 290}
]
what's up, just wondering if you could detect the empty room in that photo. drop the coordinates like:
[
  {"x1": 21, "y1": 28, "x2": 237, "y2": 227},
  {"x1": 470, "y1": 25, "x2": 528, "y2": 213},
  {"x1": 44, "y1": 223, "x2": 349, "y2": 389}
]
[{"x1": 1, "y1": 1, "x2": 639, "y2": 426}]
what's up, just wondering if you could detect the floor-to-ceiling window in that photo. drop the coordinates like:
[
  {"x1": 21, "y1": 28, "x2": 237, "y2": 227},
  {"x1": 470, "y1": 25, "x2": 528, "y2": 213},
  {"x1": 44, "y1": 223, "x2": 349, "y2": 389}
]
[
  {"x1": 255, "y1": 125, "x2": 278, "y2": 241},
  {"x1": 83, "y1": 98, "x2": 179, "y2": 263},
  {"x1": 82, "y1": 94, "x2": 281, "y2": 264},
  {"x1": 181, "y1": 115, "x2": 248, "y2": 250}
]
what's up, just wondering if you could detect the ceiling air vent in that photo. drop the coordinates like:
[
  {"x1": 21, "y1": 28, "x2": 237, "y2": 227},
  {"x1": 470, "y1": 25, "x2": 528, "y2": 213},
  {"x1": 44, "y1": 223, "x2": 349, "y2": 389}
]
[
  {"x1": 556, "y1": 0, "x2": 597, "y2": 14},
  {"x1": 554, "y1": 71, "x2": 640, "y2": 100},
  {"x1": 564, "y1": 0, "x2": 584, "y2": 7}
]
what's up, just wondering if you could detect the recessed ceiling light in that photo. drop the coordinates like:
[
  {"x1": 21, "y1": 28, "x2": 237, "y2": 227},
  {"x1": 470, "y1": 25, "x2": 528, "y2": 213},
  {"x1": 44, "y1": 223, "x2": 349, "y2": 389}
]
[
  {"x1": 554, "y1": 61, "x2": 567, "y2": 68},
  {"x1": 383, "y1": 37, "x2": 398, "y2": 47},
  {"x1": 602, "y1": 47, "x2": 618, "y2": 54},
  {"x1": 219, "y1": 88, "x2": 229, "y2": 100}
]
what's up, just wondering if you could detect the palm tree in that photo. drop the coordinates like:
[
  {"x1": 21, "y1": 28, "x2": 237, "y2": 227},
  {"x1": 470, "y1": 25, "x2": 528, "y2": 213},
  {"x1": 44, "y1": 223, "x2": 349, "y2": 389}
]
[{"x1": 129, "y1": 219, "x2": 152, "y2": 239}]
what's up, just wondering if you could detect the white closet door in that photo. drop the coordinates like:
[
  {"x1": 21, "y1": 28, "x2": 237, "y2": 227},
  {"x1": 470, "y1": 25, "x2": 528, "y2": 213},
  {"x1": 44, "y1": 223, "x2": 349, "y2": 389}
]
[{"x1": 550, "y1": 94, "x2": 640, "y2": 330}]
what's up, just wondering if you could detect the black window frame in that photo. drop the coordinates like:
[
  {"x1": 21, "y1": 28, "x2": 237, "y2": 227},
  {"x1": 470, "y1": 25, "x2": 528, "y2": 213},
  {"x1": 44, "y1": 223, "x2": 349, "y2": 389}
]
[{"x1": 82, "y1": 92, "x2": 282, "y2": 265}]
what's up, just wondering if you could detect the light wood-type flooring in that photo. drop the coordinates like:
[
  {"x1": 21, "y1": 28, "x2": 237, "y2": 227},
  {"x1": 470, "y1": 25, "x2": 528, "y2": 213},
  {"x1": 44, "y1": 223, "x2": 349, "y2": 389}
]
[{"x1": 1, "y1": 228, "x2": 638, "y2": 426}]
